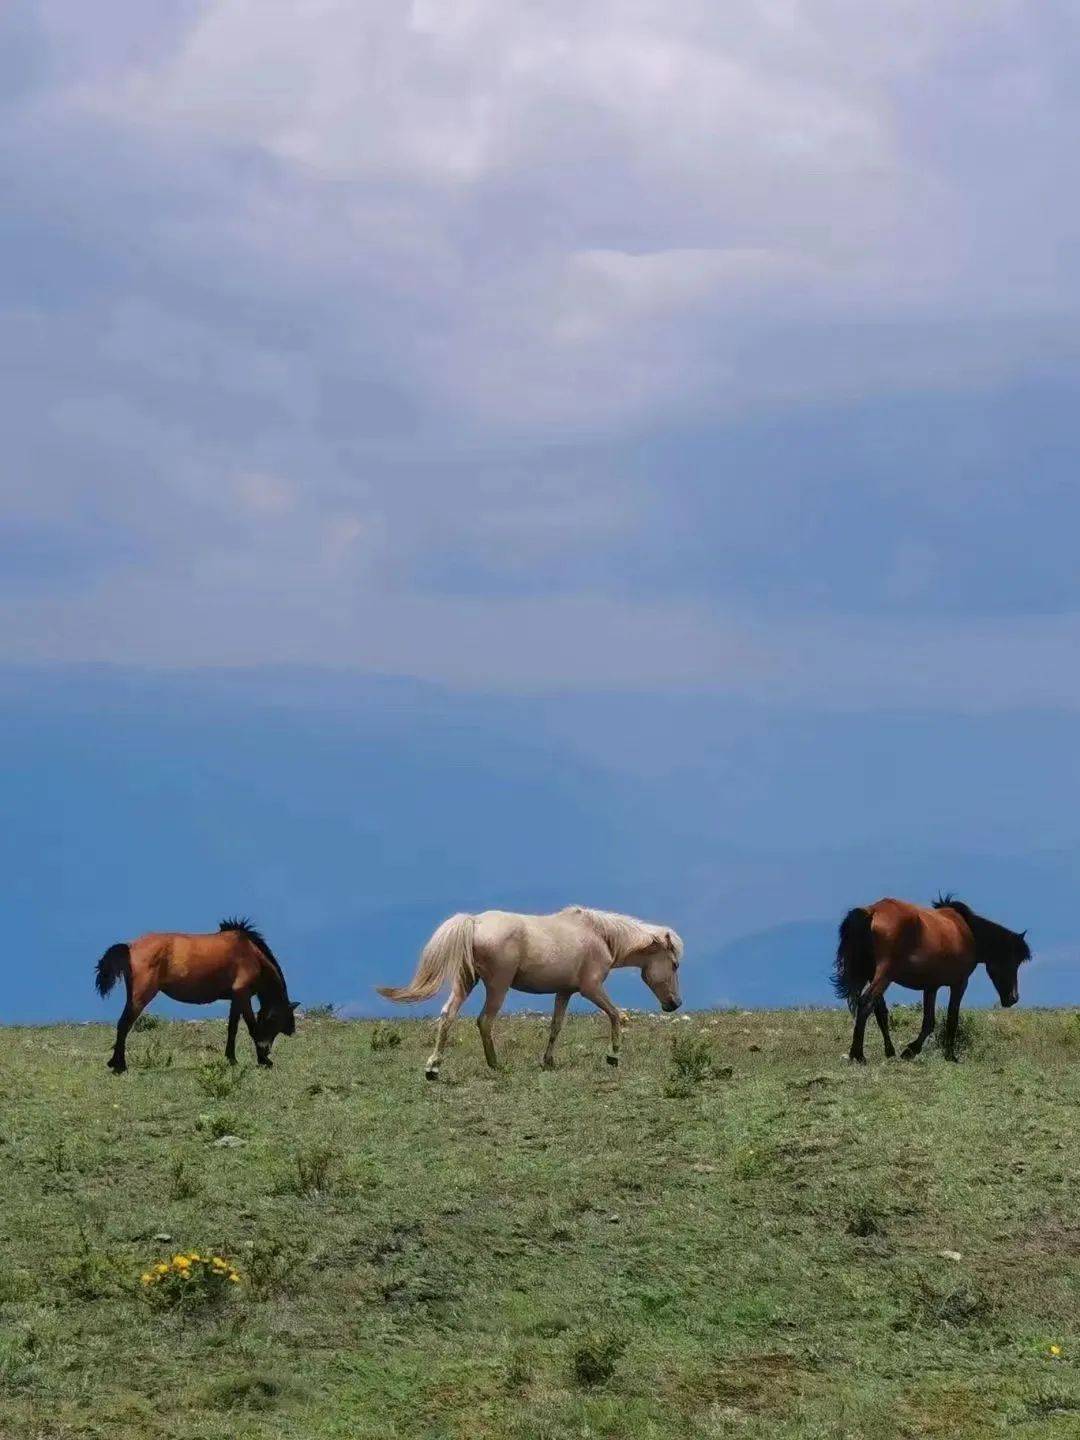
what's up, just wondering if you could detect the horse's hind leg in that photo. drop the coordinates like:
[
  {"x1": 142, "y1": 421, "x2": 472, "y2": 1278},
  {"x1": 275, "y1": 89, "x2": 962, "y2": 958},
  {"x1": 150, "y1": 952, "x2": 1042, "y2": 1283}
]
[
  {"x1": 902, "y1": 988, "x2": 937, "y2": 1059},
  {"x1": 542, "y1": 992, "x2": 571, "y2": 1070},
  {"x1": 425, "y1": 975, "x2": 475, "y2": 1080},
  {"x1": 108, "y1": 990, "x2": 147, "y2": 1074},
  {"x1": 849, "y1": 965, "x2": 890, "y2": 1064},
  {"x1": 873, "y1": 998, "x2": 896, "y2": 1059},
  {"x1": 477, "y1": 980, "x2": 509, "y2": 1070}
]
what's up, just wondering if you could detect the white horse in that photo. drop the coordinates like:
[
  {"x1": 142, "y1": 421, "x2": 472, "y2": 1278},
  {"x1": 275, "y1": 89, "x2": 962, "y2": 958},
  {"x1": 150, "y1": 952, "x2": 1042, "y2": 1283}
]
[{"x1": 377, "y1": 905, "x2": 684, "y2": 1079}]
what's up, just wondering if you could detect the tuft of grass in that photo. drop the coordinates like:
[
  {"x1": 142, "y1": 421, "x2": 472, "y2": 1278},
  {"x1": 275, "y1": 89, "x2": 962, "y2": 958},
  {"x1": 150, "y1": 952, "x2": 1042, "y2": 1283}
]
[
  {"x1": 195, "y1": 1109, "x2": 245, "y2": 1140},
  {"x1": 132, "y1": 1012, "x2": 163, "y2": 1032},
  {"x1": 168, "y1": 1156, "x2": 202, "y2": 1201},
  {"x1": 196, "y1": 1059, "x2": 246, "y2": 1101},
  {"x1": 569, "y1": 1330, "x2": 627, "y2": 1388},
  {"x1": 664, "y1": 1027, "x2": 716, "y2": 1096},
  {"x1": 245, "y1": 1232, "x2": 309, "y2": 1300},
  {"x1": 286, "y1": 1143, "x2": 341, "y2": 1198},
  {"x1": 130, "y1": 1036, "x2": 174, "y2": 1071},
  {"x1": 201, "y1": 1371, "x2": 302, "y2": 1411},
  {"x1": 370, "y1": 1021, "x2": 403, "y2": 1052}
]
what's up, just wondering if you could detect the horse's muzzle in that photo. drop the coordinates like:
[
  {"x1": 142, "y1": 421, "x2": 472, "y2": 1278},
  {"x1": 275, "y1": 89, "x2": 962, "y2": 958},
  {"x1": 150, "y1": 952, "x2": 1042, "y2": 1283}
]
[
  {"x1": 1002, "y1": 993, "x2": 1018, "y2": 1009},
  {"x1": 663, "y1": 999, "x2": 681, "y2": 1013}
]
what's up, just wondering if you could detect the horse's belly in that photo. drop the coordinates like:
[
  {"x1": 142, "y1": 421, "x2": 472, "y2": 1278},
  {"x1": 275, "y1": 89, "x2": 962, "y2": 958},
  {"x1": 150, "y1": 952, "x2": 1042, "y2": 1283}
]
[
  {"x1": 511, "y1": 973, "x2": 573, "y2": 996},
  {"x1": 160, "y1": 980, "x2": 231, "y2": 1005}
]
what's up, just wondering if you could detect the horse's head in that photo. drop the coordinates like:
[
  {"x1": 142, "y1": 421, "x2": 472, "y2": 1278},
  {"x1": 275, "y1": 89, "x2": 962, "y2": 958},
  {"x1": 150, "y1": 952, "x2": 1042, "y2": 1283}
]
[
  {"x1": 984, "y1": 928, "x2": 1030, "y2": 1008},
  {"x1": 256, "y1": 999, "x2": 299, "y2": 1049},
  {"x1": 638, "y1": 929, "x2": 683, "y2": 1013}
]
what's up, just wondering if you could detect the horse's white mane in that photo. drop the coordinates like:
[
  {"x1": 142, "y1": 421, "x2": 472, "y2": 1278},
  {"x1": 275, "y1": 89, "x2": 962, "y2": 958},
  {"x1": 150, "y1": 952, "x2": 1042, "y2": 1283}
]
[{"x1": 562, "y1": 906, "x2": 684, "y2": 962}]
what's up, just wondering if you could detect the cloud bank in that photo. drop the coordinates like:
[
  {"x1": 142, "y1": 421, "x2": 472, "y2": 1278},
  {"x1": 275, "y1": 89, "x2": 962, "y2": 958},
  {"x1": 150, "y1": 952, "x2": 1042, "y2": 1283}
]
[{"x1": 3, "y1": 1, "x2": 1080, "y2": 700}]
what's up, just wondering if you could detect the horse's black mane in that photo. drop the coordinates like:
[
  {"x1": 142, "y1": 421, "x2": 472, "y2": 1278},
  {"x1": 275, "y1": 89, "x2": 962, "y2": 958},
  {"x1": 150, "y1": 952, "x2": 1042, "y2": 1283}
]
[
  {"x1": 933, "y1": 892, "x2": 972, "y2": 920},
  {"x1": 219, "y1": 917, "x2": 290, "y2": 998},
  {"x1": 932, "y1": 894, "x2": 1030, "y2": 963}
]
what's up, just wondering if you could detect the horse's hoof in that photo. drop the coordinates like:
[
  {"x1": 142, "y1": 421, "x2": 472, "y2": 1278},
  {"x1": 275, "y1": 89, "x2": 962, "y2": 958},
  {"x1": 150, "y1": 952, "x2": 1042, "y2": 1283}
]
[
  {"x1": 425, "y1": 1068, "x2": 439, "y2": 1082},
  {"x1": 541, "y1": 1058, "x2": 554, "y2": 1071},
  {"x1": 606, "y1": 1053, "x2": 619, "y2": 1067},
  {"x1": 848, "y1": 1054, "x2": 866, "y2": 1066},
  {"x1": 258, "y1": 1057, "x2": 274, "y2": 1069},
  {"x1": 108, "y1": 1062, "x2": 126, "y2": 1075},
  {"x1": 884, "y1": 1050, "x2": 897, "y2": 1060},
  {"x1": 900, "y1": 1046, "x2": 918, "y2": 1061}
]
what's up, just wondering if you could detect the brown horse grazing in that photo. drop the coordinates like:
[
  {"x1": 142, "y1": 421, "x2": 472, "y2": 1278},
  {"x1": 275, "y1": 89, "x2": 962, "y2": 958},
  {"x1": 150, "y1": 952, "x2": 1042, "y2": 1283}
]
[
  {"x1": 833, "y1": 894, "x2": 1030, "y2": 1064},
  {"x1": 94, "y1": 917, "x2": 298, "y2": 1073},
  {"x1": 377, "y1": 905, "x2": 683, "y2": 1079}
]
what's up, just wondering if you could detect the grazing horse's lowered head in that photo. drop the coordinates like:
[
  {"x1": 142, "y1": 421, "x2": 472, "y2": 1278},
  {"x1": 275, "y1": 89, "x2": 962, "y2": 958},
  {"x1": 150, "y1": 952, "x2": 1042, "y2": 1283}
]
[
  {"x1": 933, "y1": 895, "x2": 1030, "y2": 1008},
  {"x1": 567, "y1": 907, "x2": 684, "y2": 1012}
]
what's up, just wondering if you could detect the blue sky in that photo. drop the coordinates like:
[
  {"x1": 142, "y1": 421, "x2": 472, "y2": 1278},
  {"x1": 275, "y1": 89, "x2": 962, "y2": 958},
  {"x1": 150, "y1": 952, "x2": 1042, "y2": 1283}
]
[{"x1": 2, "y1": 3, "x2": 1078, "y2": 1020}]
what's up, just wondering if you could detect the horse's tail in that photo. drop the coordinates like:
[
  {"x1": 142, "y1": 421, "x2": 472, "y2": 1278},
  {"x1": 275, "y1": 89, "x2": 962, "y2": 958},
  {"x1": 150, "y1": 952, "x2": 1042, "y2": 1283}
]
[
  {"x1": 376, "y1": 913, "x2": 476, "y2": 1003},
  {"x1": 95, "y1": 942, "x2": 131, "y2": 998},
  {"x1": 832, "y1": 908, "x2": 875, "y2": 1012}
]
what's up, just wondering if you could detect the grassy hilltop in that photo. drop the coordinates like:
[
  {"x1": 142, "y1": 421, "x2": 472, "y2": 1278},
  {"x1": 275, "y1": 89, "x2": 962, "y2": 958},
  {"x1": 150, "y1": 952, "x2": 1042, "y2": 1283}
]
[{"x1": 1, "y1": 1008, "x2": 1079, "y2": 1439}]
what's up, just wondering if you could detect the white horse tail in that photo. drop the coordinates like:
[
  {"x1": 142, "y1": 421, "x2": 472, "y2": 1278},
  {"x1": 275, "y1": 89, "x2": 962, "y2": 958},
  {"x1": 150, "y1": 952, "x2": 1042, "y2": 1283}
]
[{"x1": 376, "y1": 913, "x2": 476, "y2": 1003}]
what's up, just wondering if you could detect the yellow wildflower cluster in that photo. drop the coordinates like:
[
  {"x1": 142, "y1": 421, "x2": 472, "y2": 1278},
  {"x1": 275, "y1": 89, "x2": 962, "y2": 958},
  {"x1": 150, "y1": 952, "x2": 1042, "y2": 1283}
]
[{"x1": 140, "y1": 1251, "x2": 241, "y2": 1290}]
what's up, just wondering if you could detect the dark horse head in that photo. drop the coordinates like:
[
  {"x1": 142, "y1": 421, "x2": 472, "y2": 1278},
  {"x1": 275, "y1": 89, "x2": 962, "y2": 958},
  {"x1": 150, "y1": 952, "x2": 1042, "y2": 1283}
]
[
  {"x1": 219, "y1": 917, "x2": 298, "y2": 1052},
  {"x1": 934, "y1": 895, "x2": 1030, "y2": 1007}
]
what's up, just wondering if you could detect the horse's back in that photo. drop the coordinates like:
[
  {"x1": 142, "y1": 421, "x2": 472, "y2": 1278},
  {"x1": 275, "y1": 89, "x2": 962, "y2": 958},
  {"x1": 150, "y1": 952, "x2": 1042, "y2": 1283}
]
[
  {"x1": 472, "y1": 909, "x2": 603, "y2": 990},
  {"x1": 865, "y1": 897, "x2": 973, "y2": 986},
  {"x1": 131, "y1": 929, "x2": 260, "y2": 998}
]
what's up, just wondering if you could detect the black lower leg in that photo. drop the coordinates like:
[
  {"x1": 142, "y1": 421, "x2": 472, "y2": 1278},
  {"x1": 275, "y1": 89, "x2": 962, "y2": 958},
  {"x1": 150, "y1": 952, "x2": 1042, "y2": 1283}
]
[
  {"x1": 943, "y1": 986, "x2": 965, "y2": 1061},
  {"x1": 225, "y1": 1002, "x2": 240, "y2": 1064},
  {"x1": 874, "y1": 998, "x2": 896, "y2": 1058},
  {"x1": 108, "y1": 1003, "x2": 135, "y2": 1072},
  {"x1": 902, "y1": 988, "x2": 937, "y2": 1059},
  {"x1": 848, "y1": 996, "x2": 873, "y2": 1063}
]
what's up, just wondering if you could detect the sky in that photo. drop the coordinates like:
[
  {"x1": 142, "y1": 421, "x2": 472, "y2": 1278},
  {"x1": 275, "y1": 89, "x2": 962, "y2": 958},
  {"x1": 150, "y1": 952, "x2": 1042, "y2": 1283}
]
[{"x1": 2, "y1": 2, "x2": 1078, "y2": 1022}]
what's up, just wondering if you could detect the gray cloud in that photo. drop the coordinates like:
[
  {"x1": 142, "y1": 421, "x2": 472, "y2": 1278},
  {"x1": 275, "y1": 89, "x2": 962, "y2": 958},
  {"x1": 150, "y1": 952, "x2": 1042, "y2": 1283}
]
[{"x1": 2, "y1": 1, "x2": 1080, "y2": 696}]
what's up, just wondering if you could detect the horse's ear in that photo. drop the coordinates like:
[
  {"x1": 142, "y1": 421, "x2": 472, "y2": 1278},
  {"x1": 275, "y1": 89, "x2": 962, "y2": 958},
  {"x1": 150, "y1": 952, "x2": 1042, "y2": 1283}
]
[
  {"x1": 1020, "y1": 930, "x2": 1028, "y2": 940},
  {"x1": 663, "y1": 930, "x2": 674, "y2": 951},
  {"x1": 290, "y1": 1001, "x2": 299, "y2": 1012}
]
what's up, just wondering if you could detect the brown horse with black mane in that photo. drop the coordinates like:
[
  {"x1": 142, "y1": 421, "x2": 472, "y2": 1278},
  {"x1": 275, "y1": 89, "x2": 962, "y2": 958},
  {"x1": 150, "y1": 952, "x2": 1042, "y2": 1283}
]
[
  {"x1": 95, "y1": 917, "x2": 297, "y2": 1073},
  {"x1": 833, "y1": 894, "x2": 1030, "y2": 1063}
]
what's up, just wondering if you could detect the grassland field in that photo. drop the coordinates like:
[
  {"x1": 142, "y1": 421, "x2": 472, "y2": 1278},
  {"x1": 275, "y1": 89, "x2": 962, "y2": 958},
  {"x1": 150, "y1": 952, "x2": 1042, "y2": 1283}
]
[{"x1": 1, "y1": 1005, "x2": 1079, "y2": 1440}]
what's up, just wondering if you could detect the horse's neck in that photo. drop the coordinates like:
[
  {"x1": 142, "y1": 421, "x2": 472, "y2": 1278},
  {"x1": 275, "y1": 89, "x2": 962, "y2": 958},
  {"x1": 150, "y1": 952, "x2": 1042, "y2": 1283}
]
[{"x1": 255, "y1": 957, "x2": 286, "y2": 1005}]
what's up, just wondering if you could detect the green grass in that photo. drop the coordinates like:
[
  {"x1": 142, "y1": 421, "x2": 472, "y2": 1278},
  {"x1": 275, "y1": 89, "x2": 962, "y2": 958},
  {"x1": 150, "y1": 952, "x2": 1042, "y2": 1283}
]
[{"x1": 1, "y1": 1005, "x2": 1079, "y2": 1438}]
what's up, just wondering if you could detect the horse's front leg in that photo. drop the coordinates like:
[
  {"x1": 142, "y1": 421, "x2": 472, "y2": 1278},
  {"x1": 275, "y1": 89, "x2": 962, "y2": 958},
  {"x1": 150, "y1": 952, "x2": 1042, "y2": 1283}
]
[
  {"x1": 477, "y1": 981, "x2": 509, "y2": 1070},
  {"x1": 225, "y1": 1000, "x2": 241, "y2": 1064},
  {"x1": 426, "y1": 976, "x2": 475, "y2": 1080},
  {"x1": 542, "y1": 992, "x2": 571, "y2": 1070},
  {"x1": 942, "y1": 981, "x2": 968, "y2": 1062},
  {"x1": 239, "y1": 994, "x2": 272, "y2": 1067},
  {"x1": 580, "y1": 982, "x2": 621, "y2": 1066}
]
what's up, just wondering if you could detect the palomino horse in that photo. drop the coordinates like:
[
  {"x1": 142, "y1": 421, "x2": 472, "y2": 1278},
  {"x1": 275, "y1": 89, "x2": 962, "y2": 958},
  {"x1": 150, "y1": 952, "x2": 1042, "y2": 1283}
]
[
  {"x1": 95, "y1": 917, "x2": 298, "y2": 1072},
  {"x1": 833, "y1": 894, "x2": 1030, "y2": 1064},
  {"x1": 377, "y1": 905, "x2": 684, "y2": 1079}
]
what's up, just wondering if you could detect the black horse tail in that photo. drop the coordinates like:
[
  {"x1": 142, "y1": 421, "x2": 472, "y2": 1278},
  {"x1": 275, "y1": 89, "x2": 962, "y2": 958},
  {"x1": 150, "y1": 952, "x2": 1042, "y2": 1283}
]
[
  {"x1": 832, "y1": 908, "x2": 875, "y2": 1012},
  {"x1": 95, "y1": 942, "x2": 131, "y2": 998}
]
